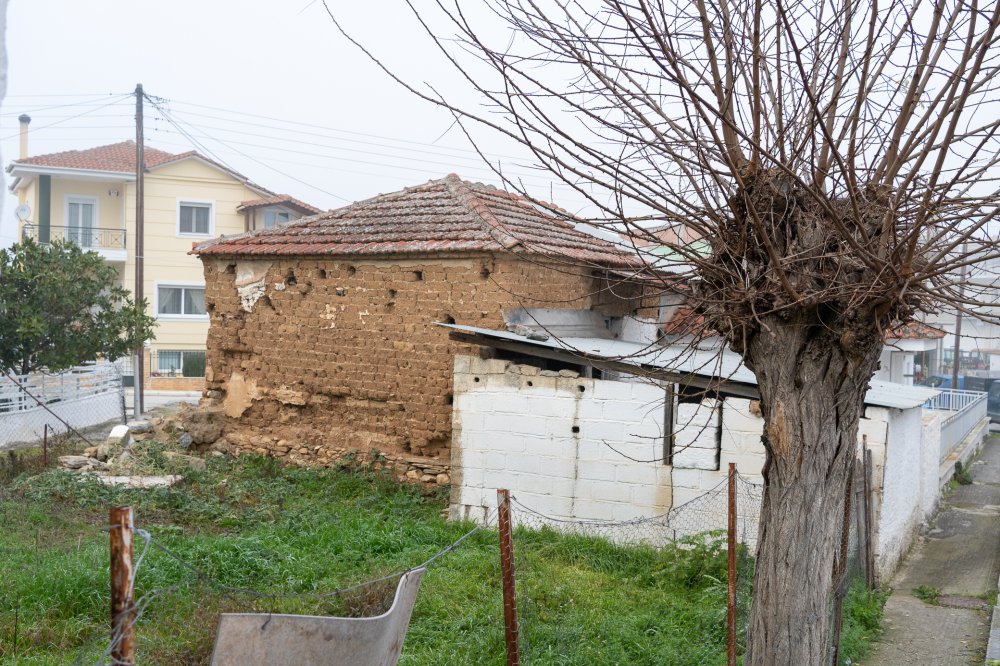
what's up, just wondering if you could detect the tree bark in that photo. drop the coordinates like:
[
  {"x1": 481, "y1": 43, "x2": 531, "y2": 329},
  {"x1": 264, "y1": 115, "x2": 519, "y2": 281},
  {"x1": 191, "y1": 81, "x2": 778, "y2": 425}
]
[{"x1": 743, "y1": 318, "x2": 882, "y2": 665}]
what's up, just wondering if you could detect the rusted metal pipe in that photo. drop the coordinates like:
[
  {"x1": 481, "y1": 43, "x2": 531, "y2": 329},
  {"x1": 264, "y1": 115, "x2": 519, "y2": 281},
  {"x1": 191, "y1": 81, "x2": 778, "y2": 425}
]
[
  {"x1": 830, "y1": 461, "x2": 856, "y2": 665},
  {"x1": 110, "y1": 506, "x2": 135, "y2": 665},
  {"x1": 861, "y1": 435, "x2": 875, "y2": 589},
  {"x1": 497, "y1": 489, "x2": 521, "y2": 666}
]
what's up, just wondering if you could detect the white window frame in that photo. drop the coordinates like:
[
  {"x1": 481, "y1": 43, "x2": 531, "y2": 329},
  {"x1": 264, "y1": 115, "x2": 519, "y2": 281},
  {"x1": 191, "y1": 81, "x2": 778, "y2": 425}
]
[
  {"x1": 176, "y1": 198, "x2": 215, "y2": 237},
  {"x1": 154, "y1": 281, "x2": 208, "y2": 320},
  {"x1": 64, "y1": 195, "x2": 99, "y2": 246},
  {"x1": 261, "y1": 208, "x2": 292, "y2": 230}
]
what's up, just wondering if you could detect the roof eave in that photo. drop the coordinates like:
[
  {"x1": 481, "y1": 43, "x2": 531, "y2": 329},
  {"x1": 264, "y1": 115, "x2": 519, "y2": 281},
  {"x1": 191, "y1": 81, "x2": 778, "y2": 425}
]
[{"x1": 7, "y1": 163, "x2": 137, "y2": 184}]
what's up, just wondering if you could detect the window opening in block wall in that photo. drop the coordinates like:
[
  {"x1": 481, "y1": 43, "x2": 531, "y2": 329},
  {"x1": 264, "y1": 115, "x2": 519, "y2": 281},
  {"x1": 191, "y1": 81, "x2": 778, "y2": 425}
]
[{"x1": 668, "y1": 386, "x2": 722, "y2": 471}]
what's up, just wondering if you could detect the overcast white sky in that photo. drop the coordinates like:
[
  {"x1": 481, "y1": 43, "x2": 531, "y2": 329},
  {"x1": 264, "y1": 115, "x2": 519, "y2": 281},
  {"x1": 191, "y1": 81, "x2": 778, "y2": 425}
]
[{"x1": 0, "y1": 1, "x2": 593, "y2": 247}]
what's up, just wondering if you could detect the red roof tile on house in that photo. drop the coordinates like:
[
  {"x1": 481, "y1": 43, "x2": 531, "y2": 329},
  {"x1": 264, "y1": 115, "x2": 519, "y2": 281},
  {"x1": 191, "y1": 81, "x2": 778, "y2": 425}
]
[
  {"x1": 194, "y1": 174, "x2": 638, "y2": 267},
  {"x1": 11, "y1": 141, "x2": 178, "y2": 173},
  {"x1": 8, "y1": 141, "x2": 273, "y2": 195},
  {"x1": 237, "y1": 195, "x2": 321, "y2": 215},
  {"x1": 886, "y1": 322, "x2": 946, "y2": 340}
]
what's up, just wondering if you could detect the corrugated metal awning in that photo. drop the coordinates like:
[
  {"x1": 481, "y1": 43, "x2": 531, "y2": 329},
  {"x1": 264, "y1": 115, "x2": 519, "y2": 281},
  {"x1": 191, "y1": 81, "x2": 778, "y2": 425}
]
[{"x1": 440, "y1": 322, "x2": 940, "y2": 410}]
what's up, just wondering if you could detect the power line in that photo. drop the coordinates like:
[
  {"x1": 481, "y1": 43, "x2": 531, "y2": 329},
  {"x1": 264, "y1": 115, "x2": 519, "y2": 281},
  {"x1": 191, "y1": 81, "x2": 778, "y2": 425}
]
[
  {"x1": 145, "y1": 95, "x2": 352, "y2": 203},
  {"x1": 164, "y1": 98, "x2": 531, "y2": 162},
  {"x1": 144, "y1": 122, "x2": 577, "y2": 192},
  {"x1": 0, "y1": 94, "x2": 132, "y2": 141}
]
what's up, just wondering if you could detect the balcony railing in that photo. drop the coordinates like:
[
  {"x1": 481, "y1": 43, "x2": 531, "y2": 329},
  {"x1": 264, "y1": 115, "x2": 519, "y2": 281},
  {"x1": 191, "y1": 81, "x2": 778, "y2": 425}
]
[
  {"x1": 22, "y1": 224, "x2": 126, "y2": 250},
  {"x1": 923, "y1": 388, "x2": 988, "y2": 462}
]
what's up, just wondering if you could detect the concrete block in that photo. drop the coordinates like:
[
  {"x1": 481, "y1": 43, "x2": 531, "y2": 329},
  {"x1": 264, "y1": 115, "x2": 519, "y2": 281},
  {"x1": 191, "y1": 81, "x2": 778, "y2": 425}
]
[
  {"x1": 523, "y1": 435, "x2": 570, "y2": 459},
  {"x1": 592, "y1": 380, "x2": 635, "y2": 401},
  {"x1": 629, "y1": 482, "x2": 672, "y2": 511},
  {"x1": 512, "y1": 474, "x2": 575, "y2": 498},
  {"x1": 583, "y1": 479, "x2": 634, "y2": 503},
  {"x1": 570, "y1": 498, "x2": 620, "y2": 521},
  {"x1": 513, "y1": 492, "x2": 574, "y2": 520},
  {"x1": 858, "y1": 416, "x2": 888, "y2": 446},
  {"x1": 577, "y1": 460, "x2": 618, "y2": 482},
  {"x1": 525, "y1": 396, "x2": 577, "y2": 419},
  {"x1": 616, "y1": 462, "x2": 662, "y2": 485},
  {"x1": 490, "y1": 394, "x2": 531, "y2": 415},
  {"x1": 673, "y1": 446, "x2": 719, "y2": 470},
  {"x1": 723, "y1": 400, "x2": 765, "y2": 434},
  {"x1": 508, "y1": 453, "x2": 575, "y2": 479},
  {"x1": 484, "y1": 451, "x2": 507, "y2": 471},
  {"x1": 107, "y1": 425, "x2": 131, "y2": 447},
  {"x1": 577, "y1": 419, "x2": 627, "y2": 443},
  {"x1": 453, "y1": 355, "x2": 472, "y2": 375}
]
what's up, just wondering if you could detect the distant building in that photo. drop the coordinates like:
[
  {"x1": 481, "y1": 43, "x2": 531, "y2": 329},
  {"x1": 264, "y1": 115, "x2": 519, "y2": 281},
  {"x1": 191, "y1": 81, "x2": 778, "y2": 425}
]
[{"x1": 7, "y1": 115, "x2": 318, "y2": 390}]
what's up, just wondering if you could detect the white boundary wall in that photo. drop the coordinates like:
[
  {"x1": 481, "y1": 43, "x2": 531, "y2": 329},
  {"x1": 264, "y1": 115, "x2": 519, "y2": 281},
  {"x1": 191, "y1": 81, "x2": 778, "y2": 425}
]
[
  {"x1": 0, "y1": 363, "x2": 124, "y2": 449},
  {"x1": 449, "y1": 356, "x2": 670, "y2": 523},
  {"x1": 450, "y1": 354, "x2": 950, "y2": 580}
]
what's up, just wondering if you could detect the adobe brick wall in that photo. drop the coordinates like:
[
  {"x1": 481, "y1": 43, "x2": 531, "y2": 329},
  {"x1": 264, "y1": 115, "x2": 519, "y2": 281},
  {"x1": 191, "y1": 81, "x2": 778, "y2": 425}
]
[{"x1": 199, "y1": 253, "x2": 641, "y2": 462}]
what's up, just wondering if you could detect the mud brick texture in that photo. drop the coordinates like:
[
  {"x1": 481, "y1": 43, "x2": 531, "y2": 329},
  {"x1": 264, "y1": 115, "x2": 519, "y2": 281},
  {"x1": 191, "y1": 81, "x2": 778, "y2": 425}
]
[{"x1": 199, "y1": 253, "x2": 641, "y2": 460}]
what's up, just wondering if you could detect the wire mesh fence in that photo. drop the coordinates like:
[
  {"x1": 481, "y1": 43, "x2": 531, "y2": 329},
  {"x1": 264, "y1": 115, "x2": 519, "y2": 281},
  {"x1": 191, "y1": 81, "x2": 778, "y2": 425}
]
[
  {"x1": 504, "y1": 474, "x2": 763, "y2": 664},
  {"x1": 0, "y1": 362, "x2": 125, "y2": 452}
]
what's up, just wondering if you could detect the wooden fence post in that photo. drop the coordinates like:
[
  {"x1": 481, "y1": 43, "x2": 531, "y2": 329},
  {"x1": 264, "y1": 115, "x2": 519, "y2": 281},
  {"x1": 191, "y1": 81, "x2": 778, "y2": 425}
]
[
  {"x1": 497, "y1": 489, "x2": 521, "y2": 666},
  {"x1": 110, "y1": 506, "x2": 135, "y2": 665},
  {"x1": 727, "y1": 462, "x2": 737, "y2": 666}
]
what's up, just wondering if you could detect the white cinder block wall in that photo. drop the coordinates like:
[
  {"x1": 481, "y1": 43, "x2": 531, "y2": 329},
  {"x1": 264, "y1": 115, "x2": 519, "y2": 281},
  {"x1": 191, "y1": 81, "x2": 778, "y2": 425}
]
[
  {"x1": 449, "y1": 355, "x2": 670, "y2": 523},
  {"x1": 449, "y1": 354, "x2": 942, "y2": 582}
]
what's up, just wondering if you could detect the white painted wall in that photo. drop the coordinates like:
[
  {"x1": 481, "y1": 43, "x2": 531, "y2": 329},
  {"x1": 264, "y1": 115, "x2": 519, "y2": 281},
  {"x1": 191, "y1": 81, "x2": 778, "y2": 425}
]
[
  {"x1": 449, "y1": 354, "x2": 950, "y2": 581},
  {"x1": 874, "y1": 406, "x2": 927, "y2": 577},
  {"x1": 450, "y1": 355, "x2": 671, "y2": 524}
]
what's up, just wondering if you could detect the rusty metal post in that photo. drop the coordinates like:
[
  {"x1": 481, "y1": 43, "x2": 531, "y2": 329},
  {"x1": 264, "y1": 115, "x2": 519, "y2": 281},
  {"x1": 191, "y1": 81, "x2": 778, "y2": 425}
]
[
  {"x1": 42, "y1": 424, "x2": 48, "y2": 467},
  {"x1": 727, "y1": 462, "x2": 737, "y2": 666},
  {"x1": 861, "y1": 435, "x2": 875, "y2": 589},
  {"x1": 829, "y1": 461, "x2": 856, "y2": 666},
  {"x1": 497, "y1": 489, "x2": 521, "y2": 666},
  {"x1": 110, "y1": 506, "x2": 135, "y2": 665}
]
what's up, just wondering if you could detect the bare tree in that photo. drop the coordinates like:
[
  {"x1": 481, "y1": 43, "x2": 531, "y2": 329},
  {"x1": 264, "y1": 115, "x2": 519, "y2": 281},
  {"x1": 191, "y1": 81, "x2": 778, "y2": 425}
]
[{"x1": 328, "y1": 0, "x2": 1000, "y2": 662}]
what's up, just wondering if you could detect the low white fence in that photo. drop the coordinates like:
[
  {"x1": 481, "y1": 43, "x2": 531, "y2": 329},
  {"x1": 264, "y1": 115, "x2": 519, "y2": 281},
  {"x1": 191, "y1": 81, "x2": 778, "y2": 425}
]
[
  {"x1": 923, "y1": 389, "x2": 988, "y2": 462},
  {"x1": 0, "y1": 362, "x2": 125, "y2": 450}
]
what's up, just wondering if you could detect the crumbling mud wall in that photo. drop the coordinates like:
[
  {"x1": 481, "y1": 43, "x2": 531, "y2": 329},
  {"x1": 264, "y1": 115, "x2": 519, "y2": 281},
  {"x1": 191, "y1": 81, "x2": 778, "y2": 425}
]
[{"x1": 199, "y1": 253, "x2": 639, "y2": 462}]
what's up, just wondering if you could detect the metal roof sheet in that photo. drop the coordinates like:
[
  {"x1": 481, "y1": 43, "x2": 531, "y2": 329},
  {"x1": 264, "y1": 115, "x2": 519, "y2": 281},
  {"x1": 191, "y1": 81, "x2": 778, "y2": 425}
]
[{"x1": 440, "y1": 323, "x2": 941, "y2": 409}]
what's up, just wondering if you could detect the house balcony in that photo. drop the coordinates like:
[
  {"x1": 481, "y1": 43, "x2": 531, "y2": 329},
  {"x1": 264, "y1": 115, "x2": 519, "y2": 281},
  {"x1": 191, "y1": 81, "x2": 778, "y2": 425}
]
[{"x1": 21, "y1": 223, "x2": 127, "y2": 262}]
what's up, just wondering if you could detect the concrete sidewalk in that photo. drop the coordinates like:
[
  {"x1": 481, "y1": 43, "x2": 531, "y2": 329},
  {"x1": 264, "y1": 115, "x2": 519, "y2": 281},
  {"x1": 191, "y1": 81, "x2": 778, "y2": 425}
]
[{"x1": 865, "y1": 437, "x2": 1000, "y2": 666}]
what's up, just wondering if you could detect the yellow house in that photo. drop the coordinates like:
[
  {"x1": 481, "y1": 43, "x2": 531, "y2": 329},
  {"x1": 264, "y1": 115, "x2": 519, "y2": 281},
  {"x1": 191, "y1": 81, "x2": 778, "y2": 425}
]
[{"x1": 7, "y1": 115, "x2": 320, "y2": 390}]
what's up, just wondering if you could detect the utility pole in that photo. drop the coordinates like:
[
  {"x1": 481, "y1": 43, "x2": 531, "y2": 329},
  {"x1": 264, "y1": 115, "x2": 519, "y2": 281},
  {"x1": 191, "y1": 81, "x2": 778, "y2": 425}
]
[
  {"x1": 951, "y1": 246, "x2": 969, "y2": 390},
  {"x1": 134, "y1": 84, "x2": 145, "y2": 418}
]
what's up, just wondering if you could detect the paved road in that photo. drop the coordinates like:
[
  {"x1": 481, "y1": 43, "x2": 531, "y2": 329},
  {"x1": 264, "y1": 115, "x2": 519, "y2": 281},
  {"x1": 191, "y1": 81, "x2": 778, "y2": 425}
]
[{"x1": 865, "y1": 438, "x2": 1000, "y2": 665}]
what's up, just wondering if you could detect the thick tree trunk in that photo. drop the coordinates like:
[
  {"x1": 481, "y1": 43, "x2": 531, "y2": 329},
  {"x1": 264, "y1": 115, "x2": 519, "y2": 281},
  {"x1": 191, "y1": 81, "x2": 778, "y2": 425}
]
[{"x1": 743, "y1": 320, "x2": 882, "y2": 665}]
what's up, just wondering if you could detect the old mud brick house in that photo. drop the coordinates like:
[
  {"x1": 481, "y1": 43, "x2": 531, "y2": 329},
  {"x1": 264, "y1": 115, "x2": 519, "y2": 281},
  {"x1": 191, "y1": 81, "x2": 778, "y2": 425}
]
[{"x1": 192, "y1": 174, "x2": 643, "y2": 465}]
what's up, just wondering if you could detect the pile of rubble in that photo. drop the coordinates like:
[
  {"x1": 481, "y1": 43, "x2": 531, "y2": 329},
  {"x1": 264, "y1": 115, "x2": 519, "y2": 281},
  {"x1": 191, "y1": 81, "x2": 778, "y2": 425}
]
[
  {"x1": 58, "y1": 400, "x2": 453, "y2": 488},
  {"x1": 56, "y1": 405, "x2": 213, "y2": 488}
]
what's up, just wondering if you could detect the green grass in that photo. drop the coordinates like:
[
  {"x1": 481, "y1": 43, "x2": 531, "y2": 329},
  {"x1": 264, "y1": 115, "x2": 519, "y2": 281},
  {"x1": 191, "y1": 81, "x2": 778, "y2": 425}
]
[
  {"x1": 838, "y1": 581, "x2": 890, "y2": 665},
  {"x1": 0, "y1": 439, "x2": 885, "y2": 665}
]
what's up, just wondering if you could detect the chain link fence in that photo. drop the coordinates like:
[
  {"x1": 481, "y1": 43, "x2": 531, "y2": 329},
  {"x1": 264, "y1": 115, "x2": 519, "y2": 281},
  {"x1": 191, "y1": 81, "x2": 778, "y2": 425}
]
[
  {"x1": 505, "y1": 475, "x2": 763, "y2": 664},
  {"x1": 0, "y1": 362, "x2": 125, "y2": 452}
]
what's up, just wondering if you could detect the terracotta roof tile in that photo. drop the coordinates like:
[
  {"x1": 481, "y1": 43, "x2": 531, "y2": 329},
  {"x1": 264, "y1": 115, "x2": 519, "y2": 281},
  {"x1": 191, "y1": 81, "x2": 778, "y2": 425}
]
[
  {"x1": 886, "y1": 322, "x2": 946, "y2": 340},
  {"x1": 194, "y1": 174, "x2": 638, "y2": 268},
  {"x1": 11, "y1": 141, "x2": 179, "y2": 173},
  {"x1": 9, "y1": 142, "x2": 274, "y2": 196},
  {"x1": 237, "y1": 195, "x2": 322, "y2": 215}
]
